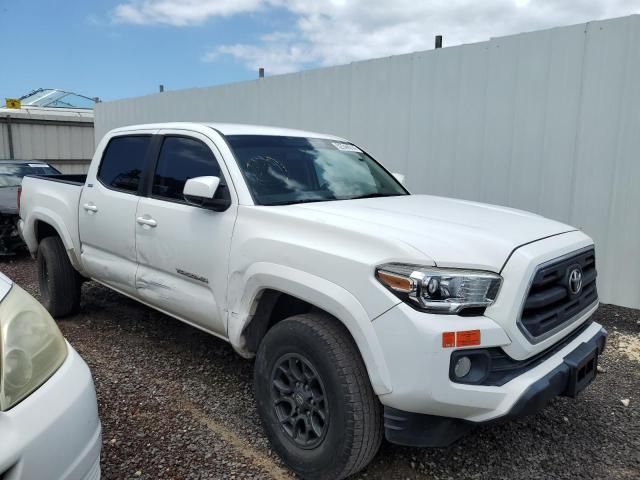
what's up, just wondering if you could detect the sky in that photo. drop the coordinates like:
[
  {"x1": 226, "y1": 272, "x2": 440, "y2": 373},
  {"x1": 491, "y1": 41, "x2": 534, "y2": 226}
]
[{"x1": 1, "y1": 0, "x2": 639, "y2": 102}]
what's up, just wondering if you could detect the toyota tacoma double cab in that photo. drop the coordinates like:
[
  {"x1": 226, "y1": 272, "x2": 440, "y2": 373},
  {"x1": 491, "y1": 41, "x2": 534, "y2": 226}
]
[{"x1": 18, "y1": 123, "x2": 606, "y2": 479}]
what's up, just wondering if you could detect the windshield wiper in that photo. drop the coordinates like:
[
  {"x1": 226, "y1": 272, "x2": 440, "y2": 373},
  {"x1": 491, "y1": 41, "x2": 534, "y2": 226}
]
[
  {"x1": 268, "y1": 192, "x2": 405, "y2": 205},
  {"x1": 268, "y1": 198, "x2": 338, "y2": 206},
  {"x1": 346, "y1": 193, "x2": 406, "y2": 200}
]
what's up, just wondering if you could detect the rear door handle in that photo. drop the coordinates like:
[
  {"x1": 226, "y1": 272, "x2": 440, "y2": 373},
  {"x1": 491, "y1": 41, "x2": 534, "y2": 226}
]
[
  {"x1": 83, "y1": 203, "x2": 98, "y2": 213},
  {"x1": 136, "y1": 216, "x2": 157, "y2": 228}
]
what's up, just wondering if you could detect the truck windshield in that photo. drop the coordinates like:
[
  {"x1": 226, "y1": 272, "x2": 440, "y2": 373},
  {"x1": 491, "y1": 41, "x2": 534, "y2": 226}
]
[
  {"x1": 226, "y1": 135, "x2": 408, "y2": 206},
  {"x1": 0, "y1": 163, "x2": 60, "y2": 187}
]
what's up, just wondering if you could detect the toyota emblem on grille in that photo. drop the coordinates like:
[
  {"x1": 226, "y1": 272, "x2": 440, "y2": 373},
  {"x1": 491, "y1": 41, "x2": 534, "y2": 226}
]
[{"x1": 568, "y1": 267, "x2": 583, "y2": 295}]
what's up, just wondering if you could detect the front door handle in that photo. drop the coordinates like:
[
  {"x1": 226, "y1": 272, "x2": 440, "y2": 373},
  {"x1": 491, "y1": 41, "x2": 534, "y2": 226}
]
[
  {"x1": 83, "y1": 203, "x2": 98, "y2": 213},
  {"x1": 136, "y1": 216, "x2": 157, "y2": 228}
]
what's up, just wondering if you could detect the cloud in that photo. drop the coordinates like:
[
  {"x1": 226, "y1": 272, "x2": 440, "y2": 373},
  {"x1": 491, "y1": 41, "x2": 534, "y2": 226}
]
[
  {"x1": 114, "y1": 0, "x2": 640, "y2": 73},
  {"x1": 202, "y1": 31, "x2": 317, "y2": 74},
  {"x1": 113, "y1": 0, "x2": 264, "y2": 26}
]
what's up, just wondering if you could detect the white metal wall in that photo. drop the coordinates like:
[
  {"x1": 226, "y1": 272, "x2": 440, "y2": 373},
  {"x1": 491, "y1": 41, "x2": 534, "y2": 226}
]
[{"x1": 95, "y1": 15, "x2": 640, "y2": 309}]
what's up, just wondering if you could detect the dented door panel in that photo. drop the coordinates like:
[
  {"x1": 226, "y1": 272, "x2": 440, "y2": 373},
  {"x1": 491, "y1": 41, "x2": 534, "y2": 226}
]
[{"x1": 134, "y1": 196, "x2": 236, "y2": 335}]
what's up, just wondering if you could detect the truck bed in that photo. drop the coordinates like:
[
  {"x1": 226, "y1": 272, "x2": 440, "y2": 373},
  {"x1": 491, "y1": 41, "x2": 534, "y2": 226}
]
[
  {"x1": 19, "y1": 175, "x2": 84, "y2": 262},
  {"x1": 25, "y1": 174, "x2": 87, "y2": 186}
]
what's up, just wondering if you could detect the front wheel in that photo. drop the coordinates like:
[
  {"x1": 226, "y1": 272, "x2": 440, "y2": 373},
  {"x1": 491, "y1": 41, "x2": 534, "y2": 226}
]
[
  {"x1": 37, "y1": 236, "x2": 81, "y2": 317},
  {"x1": 254, "y1": 313, "x2": 382, "y2": 479}
]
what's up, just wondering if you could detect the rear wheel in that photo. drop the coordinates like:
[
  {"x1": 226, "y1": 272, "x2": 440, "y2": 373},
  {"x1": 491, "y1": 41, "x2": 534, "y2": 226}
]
[
  {"x1": 37, "y1": 236, "x2": 81, "y2": 317},
  {"x1": 254, "y1": 313, "x2": 383, "y2": 479}
]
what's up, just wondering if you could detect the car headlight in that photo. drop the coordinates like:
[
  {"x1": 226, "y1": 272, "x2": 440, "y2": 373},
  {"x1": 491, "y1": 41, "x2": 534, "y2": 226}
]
[
  {"x1": 0, "y1": 283, "x2": 67, "y2": 411},
  {"x1": 375, "y1": 263, "x2": 502, "y2": 314}
]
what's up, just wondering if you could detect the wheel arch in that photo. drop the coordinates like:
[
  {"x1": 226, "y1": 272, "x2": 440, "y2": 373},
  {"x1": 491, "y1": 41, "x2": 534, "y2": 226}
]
[
  {"x1": 27, "y1": 211, "x2": 83, "y2": 272},
  {"x1": 34, "y1": 219, "x2": 60, "y2": 243},
  {"x1": 228, "y1": 263, "x2": 393, "y2": 395}
]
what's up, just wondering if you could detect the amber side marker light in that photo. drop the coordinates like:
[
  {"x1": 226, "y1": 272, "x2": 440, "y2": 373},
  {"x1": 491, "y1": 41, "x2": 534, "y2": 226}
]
[
  {"x1": 442, "y1": 330, "x2": 481, "y2": 348},
  {"x1": 442, "y1": 332, "x2": 456, "y2": 348},
  {"x1": 457, "y1": 330, "x2": 481, "y2": 347},
  {"x1": 376, "y1": 270, "x2": 413, "y2": 293}
]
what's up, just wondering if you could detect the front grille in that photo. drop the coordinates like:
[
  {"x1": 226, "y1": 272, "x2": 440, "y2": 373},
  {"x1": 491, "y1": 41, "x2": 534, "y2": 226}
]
[{"x1": 519, "y1": 247, "x2": 598, "y2": 341}]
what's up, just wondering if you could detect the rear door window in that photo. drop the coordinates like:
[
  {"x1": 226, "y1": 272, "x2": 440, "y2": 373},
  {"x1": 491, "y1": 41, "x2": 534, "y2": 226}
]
[{"x1": 98, "y1": 136, "x2": 151, "y2": 193}]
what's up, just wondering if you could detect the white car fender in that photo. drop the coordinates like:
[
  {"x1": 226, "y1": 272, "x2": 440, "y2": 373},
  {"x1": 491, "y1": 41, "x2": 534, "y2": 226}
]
[
  {"x1": 228, "y1": 262, "x2": 394, "y2": 395},
  {"x1": 23, "y1": 208, "x2": 83, "y2": 272}
]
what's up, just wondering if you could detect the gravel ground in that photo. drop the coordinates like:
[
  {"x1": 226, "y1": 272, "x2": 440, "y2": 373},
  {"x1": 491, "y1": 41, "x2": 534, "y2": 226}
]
[{"x1": 3, "y1": 254, "x2": 639, "y2": 480}]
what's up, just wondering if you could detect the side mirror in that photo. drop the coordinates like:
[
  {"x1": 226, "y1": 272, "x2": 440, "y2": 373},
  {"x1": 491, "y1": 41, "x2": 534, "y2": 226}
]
[
  {"x1": 183, "y1": 176, "x2": 229, "y2": 211},
  {"x1": 184, "y1": 176, "x2": 220, "y2": 199},
  {"x1": 392, "y1": 172, "x2": 406, "y2": 185}
]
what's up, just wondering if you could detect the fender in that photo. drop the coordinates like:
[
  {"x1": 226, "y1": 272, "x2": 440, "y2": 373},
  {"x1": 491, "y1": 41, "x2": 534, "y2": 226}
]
[
  {"x1": 228, "y1": 262, "x2": 394, "y2": 395},
  {"x1": 24, "y1": 208, "x2": 84, "y2": 274}
]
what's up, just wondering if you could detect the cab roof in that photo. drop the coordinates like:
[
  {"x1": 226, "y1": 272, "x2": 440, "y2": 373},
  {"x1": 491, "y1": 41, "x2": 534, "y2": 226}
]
[{"x1": 108, "y1": 122, "x2": 347, "y2": 141}]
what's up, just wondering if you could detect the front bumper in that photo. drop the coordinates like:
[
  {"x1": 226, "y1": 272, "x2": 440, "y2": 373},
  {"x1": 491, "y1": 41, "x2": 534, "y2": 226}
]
[
  {"x1": 373, "y1": 299, "x2": 606, "y2": 438},
  {"x1": 383, "y1": 327, "x2": 606, "y2": 447},
  {"x1": 0, "y1": 343, "x2": 102, "y2": 480}
]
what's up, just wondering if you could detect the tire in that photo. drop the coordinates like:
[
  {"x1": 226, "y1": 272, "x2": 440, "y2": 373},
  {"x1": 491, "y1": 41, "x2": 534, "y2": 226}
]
[
  {"x1": 37, "y1": 236, "x2": 81, "y2": 317},
  {"x1": 254, "y1": 313, "x2": 383, "y2": 479}
]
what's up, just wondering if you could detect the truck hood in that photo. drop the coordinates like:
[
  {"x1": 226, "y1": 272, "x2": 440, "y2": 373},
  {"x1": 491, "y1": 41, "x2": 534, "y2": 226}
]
[{"x1": 293, "y1": 195, "x2": 575, "y2": 271}]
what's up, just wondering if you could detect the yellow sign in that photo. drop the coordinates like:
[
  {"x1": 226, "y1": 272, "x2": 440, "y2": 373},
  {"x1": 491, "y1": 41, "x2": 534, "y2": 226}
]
[{"x1": 5, "y1": 98, "x2": 21, "y2": 109}]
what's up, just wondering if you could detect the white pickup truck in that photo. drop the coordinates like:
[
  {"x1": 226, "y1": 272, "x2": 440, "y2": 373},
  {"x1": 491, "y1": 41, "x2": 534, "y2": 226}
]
[{"x1": 19, "y1": 122, "x2": 606, "y2": 479}]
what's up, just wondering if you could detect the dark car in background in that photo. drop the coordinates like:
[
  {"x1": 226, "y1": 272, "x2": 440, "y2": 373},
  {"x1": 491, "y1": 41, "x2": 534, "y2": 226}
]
[{"x1": 0, "y1": 160, "x2": 60, "y2": 254}]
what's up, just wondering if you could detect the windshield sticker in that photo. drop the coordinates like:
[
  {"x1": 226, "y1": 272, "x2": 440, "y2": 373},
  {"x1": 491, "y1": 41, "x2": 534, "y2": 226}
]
[
  {"x1": 332, "y1": 142, "x2": 362, "y2": 153},
  {"x1": 28, "y1": 163, "x2": 47, "y2": 168}
]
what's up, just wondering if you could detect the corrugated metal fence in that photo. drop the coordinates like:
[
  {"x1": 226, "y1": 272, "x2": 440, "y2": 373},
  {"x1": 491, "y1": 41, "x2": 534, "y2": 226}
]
[
  {"x1": 0, "y1": 108, "x2": 94, "y2": 173},
  {"x1": 95, "y1": 15, "x2": 640, "y2": 309}
]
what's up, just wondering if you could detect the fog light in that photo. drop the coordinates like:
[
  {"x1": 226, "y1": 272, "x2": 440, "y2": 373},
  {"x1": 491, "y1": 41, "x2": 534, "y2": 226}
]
[{"x1": 454, "y1": 356, "x2": 472, "y2": 378}]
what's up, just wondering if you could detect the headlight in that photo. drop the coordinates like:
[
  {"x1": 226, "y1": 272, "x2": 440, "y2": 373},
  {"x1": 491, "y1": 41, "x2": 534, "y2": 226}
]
[
  {"x1": 0, "y1": 283, "x2": 67, "y2": 411},
  {"x1": 375, "y1": 263, "x2": 502, "y2": 314}
]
